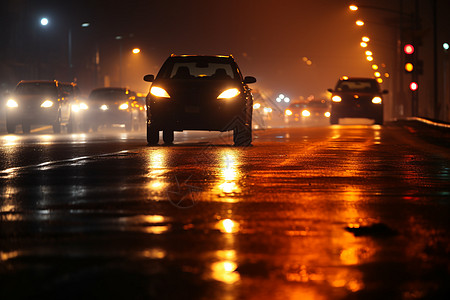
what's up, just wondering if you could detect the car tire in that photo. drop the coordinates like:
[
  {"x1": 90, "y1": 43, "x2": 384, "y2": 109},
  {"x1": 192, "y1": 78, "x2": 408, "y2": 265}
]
[
  {"x1": 233, "y1": 123, "x2": 252, "y2": 147},
  {"x1": 22, "y1": 122, "x2": 31, "y2": 134},
  {"x1": 6, "y1": 121, "x2": 16, "y2": 134},
  {"x1": 147, "y1": 124, "x2": 159, "y2": 145},
  {"x1": 374, "y1": 115, "x2": 384, "y2": 125},
  {"x1": 330, "y1": 115, "x2": 339, "y2": 125},
  {"x1": 163, "y1": 130, "x2": 174, "y2": 144}
]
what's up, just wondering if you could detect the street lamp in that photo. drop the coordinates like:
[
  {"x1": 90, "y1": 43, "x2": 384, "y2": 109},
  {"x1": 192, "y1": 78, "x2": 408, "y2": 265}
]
[
  {"x1": 40, "y1": 18, "x2": 49, "y2": 26},
  {"x1": 355, "y1": 20, "x2": 365, "y2": 26}
]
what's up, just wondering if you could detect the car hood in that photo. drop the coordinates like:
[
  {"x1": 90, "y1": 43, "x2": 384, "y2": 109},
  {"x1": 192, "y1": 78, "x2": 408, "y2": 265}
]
[
  {"x1": 152, "y1": 79, "x2": 242, "y2": 101},
  {"x1": 12, "y1": 94, "x2": 56, "y2": 103},
  {"x1": 334, "y1": 91, "x2": 382, "y2": 97}
]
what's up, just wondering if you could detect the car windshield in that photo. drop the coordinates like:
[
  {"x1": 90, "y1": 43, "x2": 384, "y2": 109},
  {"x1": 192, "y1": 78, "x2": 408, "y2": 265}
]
[
  {"x1": 89, "y1": 89, "x2": 130, "y2": 101},
  {"x1": 159, "y1": 59, "x2": 237, "y2": 80},
  {"x1": 308, "y1": 100, "x2": 329, "y2": 107},
  {"x1": 336, "y1": 80, "x2": 379, "y2": 93},
  {"x1": 15, "y1": 82, "x2": 57, "y2": 96}
]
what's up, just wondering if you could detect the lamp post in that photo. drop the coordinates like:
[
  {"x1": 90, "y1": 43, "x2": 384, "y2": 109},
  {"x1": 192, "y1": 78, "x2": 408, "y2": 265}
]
[{"x1": 349, "y1": 3, "x2": 414, "y2": 119}]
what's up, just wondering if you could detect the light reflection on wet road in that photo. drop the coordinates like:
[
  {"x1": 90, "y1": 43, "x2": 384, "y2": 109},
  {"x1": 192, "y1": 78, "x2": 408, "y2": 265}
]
[{"x1": 1, "y1": 125, "x2": 449, "y2": 299}]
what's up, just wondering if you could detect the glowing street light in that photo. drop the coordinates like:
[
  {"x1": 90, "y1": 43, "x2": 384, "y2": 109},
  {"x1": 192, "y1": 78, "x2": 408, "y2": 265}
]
[
  {"x1": 372, "y1": 64, "x2": 379, "y2": 70},
  {"x1": 356, "y1": 20, "x2": 365, "y2": 26},
  {"x1": 132, "y1": 48, "x2": 141, "y2": 54},
  {"x1": 362, "y1": 36, "x2": 370, "y2": 42},
  {"x1": 349, "y1": 5, "x2": 359, "y2": 11},
  {"x1": 360, "y1": 42, "x2": 368, "y2": 48},
  {"x1": 366, "y1": 56, "x2": 374, "y2": 61},
  {"x1": 365, "y1": 50, "x2": 373, "y2": 56},
  {"x1": 40, "y1": 17, "x2": 49, "y2": 26}
]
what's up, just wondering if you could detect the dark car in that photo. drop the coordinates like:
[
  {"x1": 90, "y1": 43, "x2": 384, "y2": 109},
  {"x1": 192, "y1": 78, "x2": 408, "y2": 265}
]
[
  {"x1": 143, "y1": 54, "x2": 256, "y2": 146},
  {"x1": 82, "y1": 87, "x2": 137, "y2": 132},
  {"x1": 5, "y1": 80, "x2": 74, "y2": 134},
  {"x1": 284, "y1": 101, "x2": 308, "y2": 124},
  {"x1": 285, "y1": 99, "x2": 330, "y2": 125},
  {"x1": 327, "y1": 77, "x2": 388, "y2": 125}
]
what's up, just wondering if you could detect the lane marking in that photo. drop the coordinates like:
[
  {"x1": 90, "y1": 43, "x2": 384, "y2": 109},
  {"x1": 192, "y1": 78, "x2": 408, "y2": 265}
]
[{"x1": 0, "y1": 150, "x2": 132, "y2": 177}]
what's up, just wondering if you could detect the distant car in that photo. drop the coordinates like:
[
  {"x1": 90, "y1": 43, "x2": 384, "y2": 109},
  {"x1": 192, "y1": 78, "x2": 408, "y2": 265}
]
[
  {"x1": 130, "y1": 93, "x2": 147, "y2": 131},
  {"x1": 5, "y1": 80, "x2": 74, "y2": 134},
  {"x1": 82, "y1": 87, "x2": 137, "y2": 132},
  {"x1": 304, "y1": 99, "x2": 331, "y2": 122},
  {"x1": 284, "y1": 101, "x2": 308, "y2": 124},
  {"x1": 327, "y1": 77, "x2": 388, "y2": 125},
  {"x1": 143, "y1": 54, "x2": 256, "y2": 146},
  {"x1": 59, "y1": 82, "x2": 84, "y2": 132}
]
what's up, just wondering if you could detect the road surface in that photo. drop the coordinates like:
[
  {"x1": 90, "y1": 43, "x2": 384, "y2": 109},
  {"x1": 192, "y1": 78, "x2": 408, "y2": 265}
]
[{"x1": 1, "y1": 122, "x2": 449, "y2": 299}]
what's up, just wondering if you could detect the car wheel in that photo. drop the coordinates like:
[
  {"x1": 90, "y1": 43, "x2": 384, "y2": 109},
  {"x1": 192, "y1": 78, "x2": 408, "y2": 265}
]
[
  {"x1": 374, "y1": 115, "x2": 384, "y2": 125},
  {"x1": 233, "y1": 123, "x2": 252, "y2": 147},
  {"x1": 22, "y1": 122, "x2": 31, "y2": 134},
  {"x1": 147, "y1": 124, "x2": 159, "y2": 145},
  {"x1": 163, "y1": 130, "x2": 174, "y2": 145},
  {"x1": 6, "y1": 121, "x2": 16, "y2": 134},
  {"x1": 330, "y1": 115, "x2": 339, "y2": 125}
]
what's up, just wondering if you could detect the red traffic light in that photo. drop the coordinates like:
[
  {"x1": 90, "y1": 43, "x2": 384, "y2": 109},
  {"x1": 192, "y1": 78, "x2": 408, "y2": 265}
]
[
  {"x1": 409, "y1": 82, "x2": 418, "y2": 91},
  {"x1": 404, "y1": 44, "x2": 415, "y2": 55}
]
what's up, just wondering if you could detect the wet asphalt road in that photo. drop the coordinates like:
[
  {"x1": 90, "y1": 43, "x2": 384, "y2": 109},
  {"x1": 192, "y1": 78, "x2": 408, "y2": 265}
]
[{"x1": 1, "y1": 122, "x2": 449, "y2": 299}]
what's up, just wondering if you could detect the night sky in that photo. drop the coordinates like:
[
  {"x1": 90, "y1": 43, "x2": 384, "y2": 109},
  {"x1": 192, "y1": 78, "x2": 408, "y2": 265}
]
[{"x1": 1, "y1": 0, "x2": 449, "y2": 102}]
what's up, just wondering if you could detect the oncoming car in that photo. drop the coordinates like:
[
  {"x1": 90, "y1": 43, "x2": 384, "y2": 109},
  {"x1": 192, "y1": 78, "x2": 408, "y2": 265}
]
[
  {"x1": 285, "y1": 99, "x2": 330, "y2": 125},
  {"x1": 82, "y1": 87, "x2": 137, "y2": 132},
  {"x1": 327, "y1": 77, "x2": 388, "y2": 125},
  {"x1": 143, "y1": 54, "x2": 256, "y2": 146},
  {"x1": 5, "y1": 80, "x2": 74, "y2": 134}
]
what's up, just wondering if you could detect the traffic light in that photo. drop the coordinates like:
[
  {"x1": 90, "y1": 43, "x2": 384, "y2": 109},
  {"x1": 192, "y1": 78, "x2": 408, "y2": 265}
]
[
  {"x1": 409, "y1": 82, "x2": 418, "y2": 91},
  {"x1": 404, "y1": 44, "x2": 415, "y2": 73}
]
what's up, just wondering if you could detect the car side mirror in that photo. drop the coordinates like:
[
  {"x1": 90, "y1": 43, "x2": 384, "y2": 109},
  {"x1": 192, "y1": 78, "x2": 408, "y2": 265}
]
[
  {"x1": 382, "y1": 89, "x2": 388, "y2": 94},
  {"x1": 143, "y1": 74, "x2": 154, "y2": 82},
  {"x1": 244, "y1": 76, "x2": 256, "y2": 84},
  {"x1": 327, "y1": 88, "x2": 333, "y2": 93}
]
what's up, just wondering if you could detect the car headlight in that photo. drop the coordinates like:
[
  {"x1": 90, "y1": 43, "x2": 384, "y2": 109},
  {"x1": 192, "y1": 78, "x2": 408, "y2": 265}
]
[
  {"x1": 332, "y1": 95, "x2": 342, "y2": 102},
  {"x1": 285, "y1": 109, "x2": 293, "y2": 116},
  {"x1": 100, "y1": 104, "x2": 109, "y2": 111},
  {"x1": 324, "y1": 111, "x2": 331, "y2": 118},
  {"x1": 41, "y1": 100, "x2": 54, "y2": 108},
  {"x1": 119, "y1": 103, "x2": 129, "y2": 110},
  {"x1": 72, "y1": 104, "x2": 80, "y2": 113},
  {"x1": 301, "y1": 109, "x2": 311, "y2": 117},
  {"x1": 217, "y1": 88, "x2": 240, "y2": 99},
  {"x1": 80, "y1": 103, "x2": 89, "y2": 110},
  {"x1": 6, "y1": 99, "x2": 18, "y2": 108},
  {"x1": 150, "y1": 86, "x2": 170, "y2": 98},
  {"x1": 372, "y1": 96, "x2": 382, "y2": 104}
]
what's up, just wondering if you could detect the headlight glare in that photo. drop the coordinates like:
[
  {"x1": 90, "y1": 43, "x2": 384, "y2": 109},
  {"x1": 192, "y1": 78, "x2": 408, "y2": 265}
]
[
  {"x1": 41, "y1": 100, "x2": 54, "y2": 108},
  {"x1": 100, "y1": 104, "x2": 109, "y2": 111},
  {"x1": 332, "y1": 95, "x2": 342, "y2": 102},
  {"x1": 324, "y1": 112, "x2": 331, "y2": 118},
  {"x1": 217, "y1": 88, "x2": 240, "y2": 99},
  {"x1": 119, "y1": 103, "x2": 129, "y2": 110},
  {"x1": 372, "y1": 96, "x2": 382, "y2": 104},
  {"x1": 150, "y1": 86, "x2": 170, "y2": 98},
  {"x1": 285, "y1": 109, "x2": 293, "y2": 116},
  {"x1": 6, "y1": 99, "x2": 18, "y2": 108},
  {"x1": 80, "y1": 103, "x2": 89, "y2": 110},
  {"x1": 301, "y1": 109, "x2": 311, "y2": 117}
]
